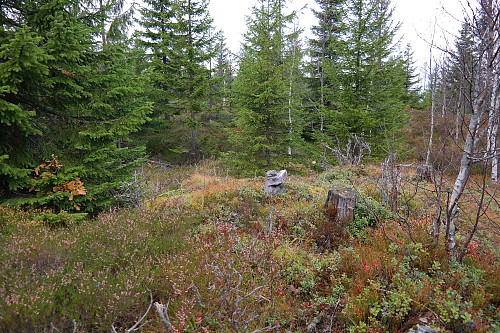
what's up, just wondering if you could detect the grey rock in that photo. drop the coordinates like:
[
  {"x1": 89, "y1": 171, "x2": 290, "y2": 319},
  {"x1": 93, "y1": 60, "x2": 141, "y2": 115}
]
[
  {"x1": 264, "y1": 169, "x2": 287, "y2": 195},
  {"x1": 265, "y1": 169, "x2": 287, "y2": 186},
  {"x1": 264, "y1": 183, "x2": 287, "y2": 195},
  {"x1": 407, "y1": 324, "x2": 436, "y2": 333}
]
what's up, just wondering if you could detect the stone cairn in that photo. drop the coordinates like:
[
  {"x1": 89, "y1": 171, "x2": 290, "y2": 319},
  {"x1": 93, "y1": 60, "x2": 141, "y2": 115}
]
[{"x1": 264, "y1": 169, "x2": 287, "y2": 195}]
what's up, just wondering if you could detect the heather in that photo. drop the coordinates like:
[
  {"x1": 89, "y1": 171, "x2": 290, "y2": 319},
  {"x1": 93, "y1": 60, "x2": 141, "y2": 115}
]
[{"x1": 1, "y1": 163, "x2": 498, "y2": 332}]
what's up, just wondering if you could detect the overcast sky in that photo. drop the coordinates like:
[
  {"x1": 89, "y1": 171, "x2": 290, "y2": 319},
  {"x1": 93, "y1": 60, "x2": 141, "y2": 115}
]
[{"x1": 208, "y1": 0, "x2": 472, "y2": 79}]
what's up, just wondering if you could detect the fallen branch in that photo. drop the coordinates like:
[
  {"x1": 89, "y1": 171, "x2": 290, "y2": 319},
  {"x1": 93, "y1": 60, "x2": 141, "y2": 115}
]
[
  {"x1": 154, "y1": 299, "x2": 174, "y2": 333},
  {"x1": 251, "y1": 324, "x2": 281, "y2": 333},
  {"x1": 112, "y1": 288, "x2": 153, "y2": 333}
]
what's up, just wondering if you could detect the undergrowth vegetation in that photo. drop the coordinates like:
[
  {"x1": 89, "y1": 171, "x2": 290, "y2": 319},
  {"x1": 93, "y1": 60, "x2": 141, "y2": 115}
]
[{"x1": 0, "y1": 162, "x2": 498, "y2": 332}]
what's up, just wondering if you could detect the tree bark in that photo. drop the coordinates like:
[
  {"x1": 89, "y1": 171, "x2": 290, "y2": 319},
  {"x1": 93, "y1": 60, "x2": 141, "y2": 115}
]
[
  {"x1": 288, "y1": 22, "x2": 298, "y2": 167},
  {"x1": 487, "y1": 63, "x2": 499, "y2": 182},
  {"x1": 325, "y1": 187, "x2": 356, "y2": 222},
  {"x1": 416, "y1": 165, "x2": 435, "y2": 182},
  {"x1": 447, "y1": 0, "x2": 497, "y2": 257},
  {"x1": 425, "y1": 30, "x2": 436, "y2": 165}
]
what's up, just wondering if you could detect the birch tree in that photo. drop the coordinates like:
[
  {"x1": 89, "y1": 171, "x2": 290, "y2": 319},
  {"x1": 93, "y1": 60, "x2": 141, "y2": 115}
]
[
  {"x1": 285, "y1": 20, "x2": 305, "y2": 166},
  {"x1": 445, "y1": 0, "x2": 500, "y2": 256}
]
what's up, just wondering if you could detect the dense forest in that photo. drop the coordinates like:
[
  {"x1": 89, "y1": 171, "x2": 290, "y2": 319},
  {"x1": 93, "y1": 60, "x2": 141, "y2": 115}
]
[
  {"x1": 1, "y1": 0, "x2": 498, "y2": 213},
  {"x1": 0, "y1": 0, "x2": 499, "y2": 332}
]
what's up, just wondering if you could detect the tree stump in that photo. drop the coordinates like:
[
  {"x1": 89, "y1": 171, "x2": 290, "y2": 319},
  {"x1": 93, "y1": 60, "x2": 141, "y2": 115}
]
[
  {"x1": 416, "y1": 165, "x2": 435, "y2": 182},
  {"x1": 324, "y1": 187, "x2": 356, "y2": 222}
]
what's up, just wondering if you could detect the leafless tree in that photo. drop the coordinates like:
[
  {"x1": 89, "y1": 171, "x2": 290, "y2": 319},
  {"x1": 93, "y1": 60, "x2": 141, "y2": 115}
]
[{"x1": 443, "y1": 0, "x2": 500, "y2": 257}]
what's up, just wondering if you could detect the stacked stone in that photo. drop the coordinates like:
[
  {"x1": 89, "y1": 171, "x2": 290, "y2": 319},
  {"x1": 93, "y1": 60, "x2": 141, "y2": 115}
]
[{"x1": 264, "y1": 170, "x2": 287, "y2": 195}]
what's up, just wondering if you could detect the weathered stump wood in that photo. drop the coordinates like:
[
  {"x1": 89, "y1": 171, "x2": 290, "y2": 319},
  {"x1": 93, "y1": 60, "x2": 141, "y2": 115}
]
[
  {"x1": 324, "y1": 187, "x2": 356, "y2": 222},
  {"x1": 416, "y1": 165, "x2": 435, "y2": 182}
]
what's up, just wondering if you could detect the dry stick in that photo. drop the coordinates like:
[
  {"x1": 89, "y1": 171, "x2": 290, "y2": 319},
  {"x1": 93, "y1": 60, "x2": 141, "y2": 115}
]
[
  {"x1": 289, "y1": 239, "x2": 303, "y2": 267},
  {"x1": 250, "y1": 223, "x2": 266, "y2": 252},
  {"x1": 50, "y1": 323, "x2": 61, "y2": 333},
  {"x1": 154, "y1": 299, "x2": 174, "y2": 333},
  {"x1": 233, "y1": 280, "x2": 267, "y2": 322},
  {"x1": 174, "y1": 178, "x2": 183, "y2": 211},
  {"x1": 459, "y1": 160, "x2": 489, "y2": 262},
  {"x1": 125, "y1": 289, "x2": 153, "y2": 333},
  {"x1": 112, "y1": 289, "x2": 154, "y2": 333},
  {"x1": 202, "y1": 177, "x2": 205, "y2": 207},
  {"x1": 251, "y1": 324, "x2": 282, "y2": 333},
  {"x1": 267, "y1": 206, "x2": 274, "y2": 237},
  {"x1": 395, "y1": 212, "x2": 418, "y2": 245},
  {"x1": 191, "y1": 281, "x2": 206, "y2": 308}
]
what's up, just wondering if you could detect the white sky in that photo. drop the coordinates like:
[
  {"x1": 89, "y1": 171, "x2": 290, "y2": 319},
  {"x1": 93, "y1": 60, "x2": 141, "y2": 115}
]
[{"x1": 208, "y1": 0, "x2": 472, "y2": 79}]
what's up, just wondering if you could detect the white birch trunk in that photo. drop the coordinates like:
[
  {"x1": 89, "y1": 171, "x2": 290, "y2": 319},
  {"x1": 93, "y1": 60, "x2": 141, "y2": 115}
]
[
  {"x1": 441, "y1": 63, "x2": 447, "y2": 117},
  {"x1": 319, "y1": 10, "x2": 326, "y2": 135},
  {"x1": 425, "y1": 27, "x2": 436, "y2": 165},
  {"x1": 447, "y1": 0, "x2": 496, "y2": 256},
  {"x1": 288, "y1": 23, "x2": 298, "y2": 167},
  {"x1": 288, "y1": 64, "x2": 293, "y2": 166},
  {"x1": 455, "y1": 76, "x2": 464, "y2": 142},
  {"x1": 491, "y1": 86, "x2": 499, "y2": 182},
  {"x1": 426, "y1": 60, "x2": 435, "y2": 165},
  {"x1": 492, "y1": 121, "x2": 499, "y2": 182},
  {"x1": 487, "y1": 50, "x2": 499, "y2": 182}
]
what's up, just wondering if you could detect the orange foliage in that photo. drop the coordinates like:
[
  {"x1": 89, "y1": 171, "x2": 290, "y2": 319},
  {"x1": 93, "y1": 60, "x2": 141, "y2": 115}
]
[
  {"x1": 30, "y1": 156, "x2": 87, "y2": 208},
  {"x1": 53, "y1": 178, "x2": 87, "y2": 201}
]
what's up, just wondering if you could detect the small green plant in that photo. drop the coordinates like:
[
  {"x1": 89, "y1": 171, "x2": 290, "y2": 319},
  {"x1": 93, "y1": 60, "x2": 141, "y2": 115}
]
[{"x1": 34, "y1": 210, "x2": 87, "y2": 228}]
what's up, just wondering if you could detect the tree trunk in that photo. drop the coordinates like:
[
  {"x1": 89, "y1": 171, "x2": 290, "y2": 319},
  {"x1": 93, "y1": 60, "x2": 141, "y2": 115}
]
[
  {"x1": 447, "y1": 0, "x2": 496, "y2": 257},
  {"x1": 187, "y1": 1, "x2": 197, "y2": 162},
  {"x1": 426, "y1": 61, "x2": 436, "y2": 165},
  {"x1": 441, "y1": 63, "x2": 447, "y2": 117},
  {"x1": 487, "y1": 67, "x2": 499, "y2": 182},
  {"x1": 324, "y1": 187, "x2": 356, "y2": 222},
  {"x1": 416, "y1": 165, "x2": 434, "y2": 182},
  {"x1": 288, "y1": 23, "x2": 298, "y2": 167}
]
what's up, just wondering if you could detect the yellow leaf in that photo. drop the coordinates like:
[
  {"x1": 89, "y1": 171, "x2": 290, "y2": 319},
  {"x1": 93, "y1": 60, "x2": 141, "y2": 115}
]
[{"x1": 73, "y1": 204, "x2": 80, "y2": 211}]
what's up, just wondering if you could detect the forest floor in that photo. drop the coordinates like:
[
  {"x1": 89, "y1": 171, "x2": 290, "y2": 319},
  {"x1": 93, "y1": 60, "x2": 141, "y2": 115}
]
[{"x1": 0, "y1": 161, "x2": 499, "y2": 332}]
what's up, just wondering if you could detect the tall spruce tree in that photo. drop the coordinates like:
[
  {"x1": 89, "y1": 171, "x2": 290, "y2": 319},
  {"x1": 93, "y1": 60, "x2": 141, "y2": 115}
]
[
  {"x1": 138, "y1": 0, "x2": 216, "y2": 162},
  {"x1": 308, "y1": 0, "x2": 345, "y2": 135},
  {"x1": 136, "y1": 0, "x2": 176, "y2": 159},
  {"x1": 0, "y1": 0, "x2": 151, "y2": 212},
  {"x1": 0, "y1": 25, "x2": 47, "y2": 192},
  {"x1": 228, "y1": 0, "x2": 295, "y2": 172},
  {"x1": 319, "y1": 0, "x2": 412, "y2": 160},
  {"x1": 173, "y1": 0, "x2": 217, "y2": 161},
  {"x1": 212, "y1": 34, "x2": 234, "y2": 110},
  {"x1": 284, "y1": 20, "x2": 307, "y2": 166}
]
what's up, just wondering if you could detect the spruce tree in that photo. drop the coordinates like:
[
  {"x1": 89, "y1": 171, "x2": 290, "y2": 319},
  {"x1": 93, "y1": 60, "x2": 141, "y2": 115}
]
[
  {"x1": 229, "y1": 0, "x2": 295, "y2": 172},
  {"x1": 0, "y1": 0, "x2": 151, "y2": 212},
  {"x1": 308, "y1": 0, "x2": 345, "y2": 135},
  {"x1": 212, "y1": 34, "x2": 234, "y2": 110},
  {"x1": 138, "y1": 0, "x2": 216, "y2": 162},
  {"x1": 0, "y1": 26, "x2": 47, "y2": 191},
  {"x1": 284, "y1": 20, "x2": 307, "y2": 166},
  {"x1": 319, "y1": 0, "x2": 412, "y2": 160}
]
